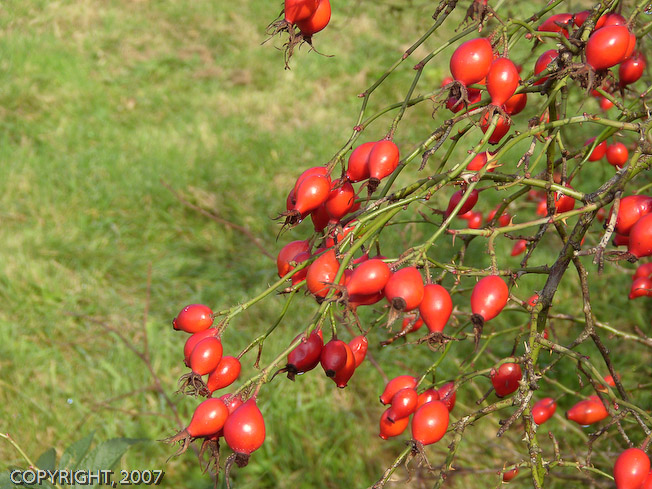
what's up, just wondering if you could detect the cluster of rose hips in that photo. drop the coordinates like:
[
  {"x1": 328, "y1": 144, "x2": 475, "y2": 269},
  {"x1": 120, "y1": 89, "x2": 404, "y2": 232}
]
[{"x1": 164, "y1": 305, "x2": 265, "y2": 472}]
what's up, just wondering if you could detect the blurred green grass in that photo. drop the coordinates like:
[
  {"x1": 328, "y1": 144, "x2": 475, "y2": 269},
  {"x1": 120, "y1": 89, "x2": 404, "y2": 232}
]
[{"x1": 1, "y1": 0, "x2": 650, "y2": 488}]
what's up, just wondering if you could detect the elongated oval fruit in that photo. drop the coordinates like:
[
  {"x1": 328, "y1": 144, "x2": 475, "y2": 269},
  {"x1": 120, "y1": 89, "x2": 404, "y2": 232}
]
[
  {"x1": 306, "y1": 250, "x2": 340, "y2": 299},
  {"x1": 384, "y1": 267, "x2": 425, "y2": 312},
  {"x1": 331, "y1": 342, "x2": 356, "y2": 388},
  {"x1": 284, "y1": 0, "x2": 318, "y2": 24},
  {"x1": 223, "y1": 398, "x2": 266, "y2": 456},
  {"x1": 368, "y1": 140, "x2": 400, "y2": 182},
  {"x1": 566, "y1": 395, "x2": 609, "y2": 425},
  {"x1": 348, "y1": 335, "x2": 368, "y2": 368},
  {"x1": 487, "y1": 57, "x2": 520, "y2": 106},
  {"x1": 379, "y1": 407, "x2": 409, "y2": 440},
  {"x1": 532, "y1": 397, "x2": 557, "y2": 425},
  {"x1": 634, "y1": 263, "x2": 652, "y2": 280},
  {"x1": 187, "y1": 398, "x2": 229, "y2": 437},
  {"x1": 346, "y1": 259, "x2": 390, "y2": 298},
  {"x1": 480, "y1": 112, "x2": 511, "y2": 144},
  {"x1": 277, "y1": 240, "x2": 311, "y2": 278},
  {"x1": 533, "y1": 49, "x2": 558, "y2": 85},
  {"x1": 470, "y1": 275, "x2": 509, "y2": 322},
  {"x1": 614, "y1": 448, "x2": 651, "y2": 489},
  {"x1": 411, "y1": 400, "x2": 449, "y2": 445},
  {"x1": 490, "y1": 362, "x2": 522, "y2": 397},
  {"x1": 450, "y1": 38, "x2": 493, "y2": 86},
  {"x1": 380, "y1": 375, "x2": 418, "y2": 405},
  {"x1": 320, "y1": 339, "x2": 348, "y2": 377},
  {"x1": 183, "y1": 328, "x2": 220, "y2": 366},
  {"x1": 189, "y1": 337, "x2": 223, "y2": 376},
  {"x1": 174, "y1": 304, "x2": 214, "y2": 333},
  {"x1": 619, "y1": 51, "x2": 646, "y2": 87},
  {"x1": 286, "y1": 330, "x2": 324, "y2": 377},
  {"x1": 294, "y1": 174, "x2": 331, "y2": 215},
  {"x1": 418, "y1": 284, "x2": 453, "y2": 333},
  {"x1": 347, "y1": 142, "x2": 374, "y2": 182},
  {"x1": 445, "y1": 188, "x2": 479, "y2": 218},
  {"x1": 629, "y1": 277, "x2": 652, "y2": 299},
  {"x1": 613, "y1": 195, "x2": 652, "y2": 236},
  {"x1": 296, "y1": 0, "x2": 331, "y2": 36},
  {"x1": 387, "y1": 388, "x2": 418, "y2": 422},
  {"x1": 206, "y1": 356, "x2": 241, "y2": 393},
  {"x1": 628, "y1": 213, "x2": 652, "y2": 258},
  {"x1": 325, "y1": 179, "x2": 355, "y2": 220},
  {"x1": 586, "y1": 25, "x2": 634, "y2": 70},
  {"x1": 416, "y1": 389, "x2": 440, "y2": 409},
  {"x1": 437, "y1": 382, "x2": 456, "y2": 412}
]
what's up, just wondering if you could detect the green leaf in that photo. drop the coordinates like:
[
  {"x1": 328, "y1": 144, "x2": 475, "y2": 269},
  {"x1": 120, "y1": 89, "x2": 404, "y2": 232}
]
[
  {"x1": 36, "y1": 447, "x2": 57, "y2": 472},
  {"x1": 0, "y1": 471, "x2": 16, "y2": 489},
  {"x1": 76, "y1": 438, "x2": 142, "y2": 489},
  {"x1": 59, "y1": 432, "x2": 94, "y2": 470}
]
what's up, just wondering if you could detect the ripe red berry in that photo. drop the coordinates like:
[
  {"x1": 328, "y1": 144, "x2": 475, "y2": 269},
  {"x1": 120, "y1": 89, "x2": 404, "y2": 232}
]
[
  {"x1": 614, "y1": 448, "x2": 651, "y2": 489},
  {"x1": 346, "y1": 258, "x2": 391, "y2": 297},
  {"x1": 187, "y1": 398, "x2": 229, "y2": 437},
  {"x1": 189, "y1": 337, "x2": 223, "y2": 376},
  {"x1": 286, "y1": 330, "x2": 324, "y2": 379},
  {"x1": 277, "y1": 240, "x2": 311, "y2": 278},
  {"x1": 566, "y1": 395, "x2": 609, "y2": 425},
  {"x1": 449, "y1": 38, "x2": 493, "y2": 86},
  {"x1": 628, "y1": 213, "x2": 652, "y2": 258},
  {"x1": 502, "y1": 467, "x2": 519, "y2": 482},
  {"x1": 380, "y1": 375, "x2": 418, "y2": 405},
  {"x1": 379, "y1": 407, "x2": 409, "y2": 440},
  {"x1": 487, "y1": 57, "x2": 520, "y2": 106},
  {"x1": 368, "y1": 140, "x2": 400, "y2": 185},
  {"x1": 183, "y1": 328, "x2": 220, "y2": 367},
  {"x1": 418, "y1": 284, "x2": 453, "y2": 333},
  {"x1": 347, "y1": 141, "x2": 375, "y2": 182},
  {"x1": 174, "y1": 304, "x2": 214, "y2": 333},
  {"x1": 411, "y1": 400, "x2": 450, "y2": 445},
  {"x1": 445, "y1": 188, "x2": 479, "y2": 218},
  {"x1": 206, "y1": 356, "x2": 241, "y2": 394},
  {"x1": 470, "y1": 275, "x2": 509, "y2": 322},
  {"x1": 416, "y1": 389, "x2": 440, "y2": 409},
  {"x1": 223, "y1": 398, "x2": 266, "y2": 456},
  {"x1": 320, "y1": 339, "x2": 349, "y2": 377},
  {"x1": 384, "y1": 267, "x2": 424, "y2": 312},
  {"x1": 532, "y1": 397, "x2": 557, "y2": 425},
  {"x1": 306, "y1": 250, "x2": 341, "y2": 299},
  {"x1": 331, "y1": 342, "x2": 356, "y2": 388},
  {"x1": 490, "y1": 362, "x2": 522, "y2": 397},
  {"x1": 606, "y1": 142, "x2": 629, "y2": 168},
  {"x1": 387, "y1": 388, "x2": 418, "y2": 422},
  {"x1": 348, "y1": 335, "x2": 368, "y2": 368}
]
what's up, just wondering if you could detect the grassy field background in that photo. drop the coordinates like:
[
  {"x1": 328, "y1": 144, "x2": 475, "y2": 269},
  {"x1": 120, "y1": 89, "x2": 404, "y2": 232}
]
[{"x1": 1, "y1": 0, "x2": 650, "y2": 488}]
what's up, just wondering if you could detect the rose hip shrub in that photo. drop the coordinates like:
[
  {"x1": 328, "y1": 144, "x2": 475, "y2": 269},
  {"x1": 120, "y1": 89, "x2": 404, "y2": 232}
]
[{"x1": 165, "y1": 1, "x2": 652, "y2": 487}]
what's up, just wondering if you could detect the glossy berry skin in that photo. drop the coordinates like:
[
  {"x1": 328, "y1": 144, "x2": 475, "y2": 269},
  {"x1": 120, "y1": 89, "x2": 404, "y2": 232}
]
[
  {"x1": 620, "y1": 52, "x2": 646, "y2": 87},
  {"x1": 554, "y1": 186, "x2": 576, "y2": 213},
  {"x1": 462, "y1": 211, "x2": 483, "y2": 229},
  {"x1": 296, "y1": 0, "x2": 331, "y2": 36},
  {"x1": 634, "y1": 263, "x2": 652, "y2": 280},
  {"x1": 533, "y1": 50, "x2": 558, "y2": 85},
  {"x1": 346, "y1": 259, "x2": 391, "y2": 297},
  {"x1": 277, "y1": 240, "x2": 311, "y2": 278},
  {"x1": 284, "y1": 0, "x2": 318, "y2": 24},
  {"x1": 538, "y1": 13, "x2": 572, "y2": 37},
  {"x1": 189, "y1": 337, "x2": 223, "y2": 376},
  {"x1": 585, "y1": 137, "x2": 607, "y2": 161},
  {"x1": 293, "y1": 166, "x2": 329, "y2": 194},
  {"x1": 437, "y1": 382, "x2": 456, "y2": 412},
  {"x1": 490, "y1": 362, "x2": 522, "y2": 397},
  {"x1": 503, "y1": 92, "x2": 527, "y2": 115},
  {"x1": 628, "y1": 213, "x2": 652, "y2": 258},
  {"x1": 380, "y1": 375, "x2": 418, "y2": 405},
  {"x1": 384, "y1": 267, "x2": 425, "y2": 312},
  {"x1": 320, "y1": 339, "x2": 348, "y2": 377},
  {"x1": 480, "y1": 112, "x2": 510, "y2": 144},
  {"x1": 347, "y1": 142, "x2": 374, "y2": 182},
  {"x1": 613, "y1": 195, "x2": 652, "y2": 236},
  {"x1": 574, "y1": 10, "x2": 606, "y2": 29},
  {"x1": 294, "y1": 174, "x2": 331, "y2": 215},
  {"x1": 325, "y1": 179, "x2": 355, "y2": 220},
  {"x1": 306, "y1": 250, "x2": 340, "y2": 299},
  {"x1": 348, "y1": 335, "x2": 368, "y2": 368},
  {"x1": 223, "y1": 398, "x2": 266, "y2": 455},
  {"x1": 642, "y1": 471, "x2": 652, "y2": 489},
  {"x1": 206, "y1": 356, "x2": 241, "y2": 393},
  {"x1": 387, "y1": 388, "x2": 418, "y2": 422},
  {"x1": 614, "y1": 448, "x2": 651, "y2": 489},
  {"x1": 286, "y1": 330, "x2": 324, "y2": 377},
  {"x1": 368, "y1": 140, "x2": 400, "y2": 182},
  {"x1": 511, "y1": 239, "x2": 527, "y2": 256},
  {"x1": 502, "y1": 467, "x2": 519, "y2": 482},
  {"x1": 467, "y1": 152, "x2": 489, "y2": 171},
  {"x1": 411, "y1": 400, "x2": 450, "y2": 446},
  {"x1": 487, "y1": 57, "x2": 520, "y2": 106},
  {"x1": 174, "y1": 304, "x2": 214, "y2": 333},
  {"x1": 186, "y1": 398, "x2": 229, "y2": 437},
  {"x1": 566, "y1": 395, "x2": 609, "y2": 425},
  {"x1": 331, "y1": 342, "x2": 356, "y2": 388},
  {"x1": 630, "y1": 276, "x2": 652, "y2": 300},
  {"x1": 607, "y1": 142, "x2": 629, "y2": 168},
  {"x1": 379, "y1": 408, "x2": 409, "y2": 440},
  {"x1": 586, "y1": 25, "x2": 635, "y2": 70},
  {"x1": 445, "y1": 188, "x2": 479, "y2": 218},
  {"x1": 418, "y1": 284, "x2": 453, "y2": 333},
  {"x1": 416, "y1": 389, "x2": 440, "y2": 409},
  {"x1": 470, "y1": 275, "x2": 509, "y2": 322},
  {"x1": 532, "y1": 397, "x2": 557, "y2": 425},
  {"x1": 401, "y1": 315, "x2": 424, "y2": 333},
  {"x1": 183, "y1": 329, "x2": 220, "y2": 366},
  {"x1": 450, "y1": 38, "x2": 493, "y2": 86}
]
